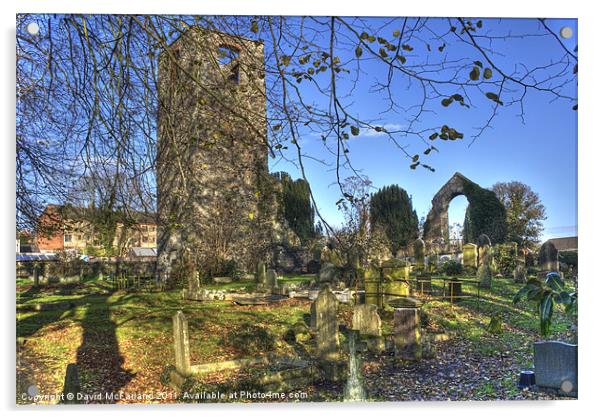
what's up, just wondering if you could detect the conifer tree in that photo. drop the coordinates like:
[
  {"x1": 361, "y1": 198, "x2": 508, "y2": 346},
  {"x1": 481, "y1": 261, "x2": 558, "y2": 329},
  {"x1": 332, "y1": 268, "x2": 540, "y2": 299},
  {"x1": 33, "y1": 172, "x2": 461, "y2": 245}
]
[{"x1": 369, "y1": 185, "x2": 419, "y2": 254}]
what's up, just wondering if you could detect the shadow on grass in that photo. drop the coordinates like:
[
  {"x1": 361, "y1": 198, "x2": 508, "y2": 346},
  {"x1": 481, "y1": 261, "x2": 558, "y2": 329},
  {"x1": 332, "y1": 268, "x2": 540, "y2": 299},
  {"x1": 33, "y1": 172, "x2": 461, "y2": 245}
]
[
  {"x1": 17, "y1": 283, "x2": 135, "y2": 401},
  {"x1": 75, "y1": 292, "x2": 135, "y2": 401}
]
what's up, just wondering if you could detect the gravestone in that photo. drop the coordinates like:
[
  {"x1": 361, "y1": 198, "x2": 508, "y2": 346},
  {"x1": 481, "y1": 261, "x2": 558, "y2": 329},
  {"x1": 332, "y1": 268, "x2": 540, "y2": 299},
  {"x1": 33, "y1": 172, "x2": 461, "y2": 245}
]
[
  {"x1": 477, "y1": 233, "x2": 492, "y2": 248},
  {"x1": 182, "y1": 272, "x2": 202, "y2": 300},
  {"x1": 538, "y1": 241, "x2": 559, "y2": 273},
  {"x1": 266, "y1": 269, "x2": 278, "y2": 291},
  {"x1": 189, "y1": 272, "x2": 200, "y2": 293},
  {"x1": 478, "y1": 243, "x2": 490, "y2": 268},
  {"x1": 514, "y1": 263, "x2": 527, "y2": 283},
  {"x1": 256, "y1": 261, "x2": 267, "y2": 287},
  {"x1": 462, "y1": 243, "x2": 478, "y2": 269},
  {"x1": 363, "y1": 266, "x2": 381, "y2": 307},
  {"x1": 318, "y1": 262, "x2": 338, "y2": 284},
  {"x1": 477, "y1": 242, "x2": 492, "y2": 288},
  {"x1": 382, "y1": 258, "x2": 409, "y2": 280},
  {"x1": 534, "y1": 341, "x2": 577, "y2": 397},
  {"x1": 352, "y1": 304, "x2": 381, "y2": 337},
  {"x1": 413, "y1": 239, "x2": 425, "y2": 269},
  {"x1": 477, "y1": 260, "x2": 492, "y2": 289},
  {"x1": 391, "y1": 297, "x2": 423, "y2": 361},
  {"x1": 172, "y1": 311, "x2": 191, "y2": 376},
  {"x1": 314, "y1": 287, "x2": 339, "y2": 360},
  {"x1": 61, "y1": 363, "x2": 81, "y2": 404},
  {"x1": 381, "y1": 259, "x2": 410, "y2": 304}
]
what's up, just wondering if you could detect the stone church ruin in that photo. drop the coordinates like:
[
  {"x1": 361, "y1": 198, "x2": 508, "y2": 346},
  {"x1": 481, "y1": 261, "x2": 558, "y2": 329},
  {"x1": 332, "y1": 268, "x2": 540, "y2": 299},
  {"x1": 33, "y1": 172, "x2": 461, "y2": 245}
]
[
  {"x1": 156, "y1": 28, "x2": 285, "y2": 280},
  {"x1": 423, "y1": 172, "x2": 507, "y2": 246}
]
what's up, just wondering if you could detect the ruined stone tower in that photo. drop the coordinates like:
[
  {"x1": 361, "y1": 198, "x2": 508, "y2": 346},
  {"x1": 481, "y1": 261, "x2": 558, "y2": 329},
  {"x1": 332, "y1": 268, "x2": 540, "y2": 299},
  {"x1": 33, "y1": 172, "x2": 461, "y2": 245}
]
[{"x1": 156, "y1": 28, "x2": 273, "y2": 279}]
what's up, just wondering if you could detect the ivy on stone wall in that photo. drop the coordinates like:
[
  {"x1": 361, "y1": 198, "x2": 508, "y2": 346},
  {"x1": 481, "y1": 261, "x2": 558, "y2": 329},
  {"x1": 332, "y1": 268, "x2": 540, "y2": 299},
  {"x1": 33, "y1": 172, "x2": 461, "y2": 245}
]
[{"x1": 461, "y1": 179, "x2": 507, "y2": 244}]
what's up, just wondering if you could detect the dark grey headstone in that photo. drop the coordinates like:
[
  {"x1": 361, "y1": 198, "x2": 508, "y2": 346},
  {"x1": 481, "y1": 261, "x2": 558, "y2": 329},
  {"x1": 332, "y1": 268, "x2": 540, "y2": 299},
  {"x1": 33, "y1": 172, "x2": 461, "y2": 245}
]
[
  {"x1": 477, "y1": 234, "x2": 491, "y2": 247},
  {"x1": 538, "y1": 241, "x2": 559, "y2": 272},
  {"x1": 534, "y1": 341, "x2": 577, "y2": 396},
  {"x1": 266, "y1": 269, "x2": 278, "y2": 290},
  {"x1": 393, "y1": 307, "x2": 422, "y2": 361}
]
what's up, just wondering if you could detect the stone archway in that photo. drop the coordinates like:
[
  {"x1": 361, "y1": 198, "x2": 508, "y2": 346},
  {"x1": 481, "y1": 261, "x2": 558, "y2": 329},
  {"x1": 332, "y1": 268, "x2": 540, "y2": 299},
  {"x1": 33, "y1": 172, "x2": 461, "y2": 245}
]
[
  {"x1": 423, "y1": 172, "x2": 471, "y2": 243},
  {"x1": 423, "y1": 172, "x2": 507, "y2": 245}
]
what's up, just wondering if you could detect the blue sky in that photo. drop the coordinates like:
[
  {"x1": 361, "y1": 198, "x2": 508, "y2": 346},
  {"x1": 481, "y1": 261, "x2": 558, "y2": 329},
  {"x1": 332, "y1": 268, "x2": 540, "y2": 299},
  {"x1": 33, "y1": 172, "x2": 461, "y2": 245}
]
[{"x1": 270, "y1": 17, "x2": 578, "y2": 242}]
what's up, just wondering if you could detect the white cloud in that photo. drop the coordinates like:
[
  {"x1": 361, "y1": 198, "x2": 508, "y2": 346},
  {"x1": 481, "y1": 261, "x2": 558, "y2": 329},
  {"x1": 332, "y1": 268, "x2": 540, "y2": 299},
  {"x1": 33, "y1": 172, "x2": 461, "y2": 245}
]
[{"x1": 361, "y1": 123, "x2": 405, "y2": 137}]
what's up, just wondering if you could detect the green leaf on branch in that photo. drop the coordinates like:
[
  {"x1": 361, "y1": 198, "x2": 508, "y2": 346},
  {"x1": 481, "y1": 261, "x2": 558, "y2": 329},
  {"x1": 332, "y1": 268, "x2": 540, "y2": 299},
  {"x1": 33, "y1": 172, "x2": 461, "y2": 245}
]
[
  {"x1": 250, "y1": 20, "x2": 259, "y2": 33},
  {"x1": 485, "y1": 92, "x2": 503, "y2": 105},
  {"x1": 355, "y1": 46, "x2": 363, "y2": 58},
  {"x1": 350, "y1": 126, "x2": 360, "y2": 136},
  {"x1": 469, "y1": 67, "x2": 480, "y2": 81},
  {"x1": 483, "y1": 68, "x2": 493, "y2": 79}
]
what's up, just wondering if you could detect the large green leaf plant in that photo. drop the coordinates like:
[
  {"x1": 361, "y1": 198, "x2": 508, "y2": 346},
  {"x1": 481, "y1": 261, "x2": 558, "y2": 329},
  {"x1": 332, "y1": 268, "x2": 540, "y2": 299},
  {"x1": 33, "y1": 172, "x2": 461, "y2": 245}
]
[{"x1": 513, "y1": 272, "x2": 577, "y2": 337}]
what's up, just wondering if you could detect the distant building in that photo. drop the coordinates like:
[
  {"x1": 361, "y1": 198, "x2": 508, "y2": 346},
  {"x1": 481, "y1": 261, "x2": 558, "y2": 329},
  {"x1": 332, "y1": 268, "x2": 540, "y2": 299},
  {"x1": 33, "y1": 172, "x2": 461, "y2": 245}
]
[
  {"x1": 546, "y1": 236, "x2": 578, "y2": 252},
  {"x1": 35, "y1": 204, "x2": 157, "y2": 256}
]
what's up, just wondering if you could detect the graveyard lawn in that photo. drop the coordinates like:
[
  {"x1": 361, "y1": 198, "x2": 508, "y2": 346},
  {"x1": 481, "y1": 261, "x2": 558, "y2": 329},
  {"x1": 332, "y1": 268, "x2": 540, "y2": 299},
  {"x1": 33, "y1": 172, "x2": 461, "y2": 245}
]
[{"x1": 16, "y1": 277, "x2": 576, "y2": 404}]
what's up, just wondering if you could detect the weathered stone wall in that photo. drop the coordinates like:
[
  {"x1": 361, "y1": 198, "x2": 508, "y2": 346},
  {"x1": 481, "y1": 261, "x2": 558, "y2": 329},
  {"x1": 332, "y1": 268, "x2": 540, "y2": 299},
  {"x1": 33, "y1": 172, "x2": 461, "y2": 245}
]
[
  {"x1": 423, "y1": 172, "x2": 469, "y2": 243},
  {"x1": 423, "y1": 172, "x2": 506, "y2": 245},
  {"x1": 157, "y1": 28, "x2": 274, "y2": 278}
]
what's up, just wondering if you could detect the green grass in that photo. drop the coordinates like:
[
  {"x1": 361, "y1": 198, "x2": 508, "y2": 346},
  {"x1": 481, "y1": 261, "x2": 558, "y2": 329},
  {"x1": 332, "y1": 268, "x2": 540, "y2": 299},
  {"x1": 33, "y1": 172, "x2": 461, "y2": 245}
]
[
  {"x1": 16, "y1": 279, "x2": 316, "y2": 404},
  {"x1": 419, "y1": 276, "x2": 576, "y2": 366},
  {"x1": 16, "y1": 274, "x2": 577, "y2": 403}
]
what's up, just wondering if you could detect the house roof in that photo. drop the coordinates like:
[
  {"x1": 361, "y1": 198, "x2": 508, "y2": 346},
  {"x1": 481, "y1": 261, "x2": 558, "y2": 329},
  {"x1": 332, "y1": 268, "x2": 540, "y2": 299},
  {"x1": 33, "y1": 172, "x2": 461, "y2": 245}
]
[
  {"x1": 41, "y1": 204, "x2": 157, "y2": 225},
  {"x1": 129, "y1": 247, "x2": 157, "y2": 258},
  {"x1": 546, "y1": 236, "x2": 578, "y2": 251},
  {"x1": 17, "y1": 253, "x2": 58, "y2": 262}
]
